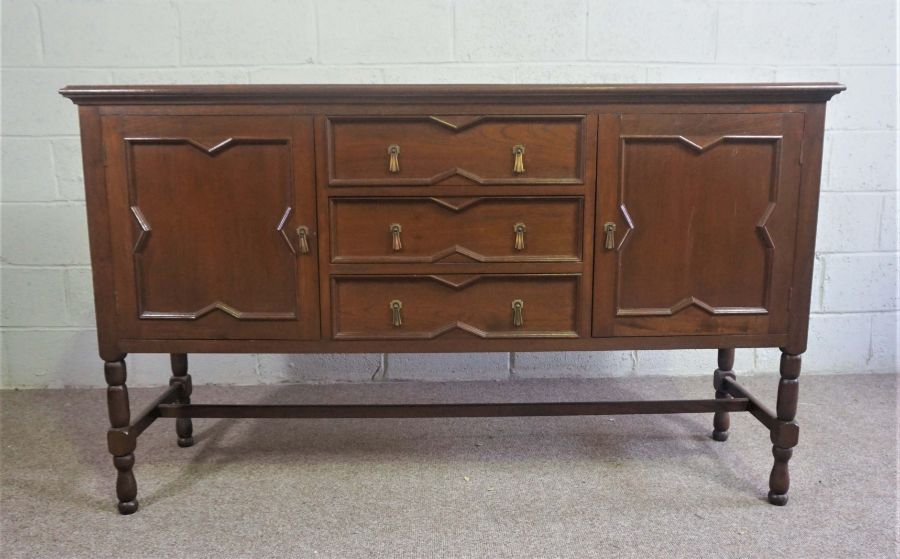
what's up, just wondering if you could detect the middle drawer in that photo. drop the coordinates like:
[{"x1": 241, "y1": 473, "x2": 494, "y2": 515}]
[{"x1": 329, "y1": 196, "x2": 583, "y2": 264}]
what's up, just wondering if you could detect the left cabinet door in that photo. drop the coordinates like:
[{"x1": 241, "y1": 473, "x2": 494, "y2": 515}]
[{"x1": 103, "y1": 115, "x2": 319, "y2": 340}]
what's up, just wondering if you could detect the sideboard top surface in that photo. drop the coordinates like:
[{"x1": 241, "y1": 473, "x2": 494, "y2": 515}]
[{"x1": 59, "y1": 82, "x2": 846, "y2": 105}]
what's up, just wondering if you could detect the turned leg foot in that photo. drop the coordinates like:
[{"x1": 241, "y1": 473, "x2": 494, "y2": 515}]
[
  {"x1": 712, "y1": 348, "x2": 735, "y2": 442},
  {"x1": 176, "y1": 420, "x2": 194, "y2": 447},
  {"x1": 711, "y1": 427, "x2": 729, "y2": 442},
  {"x1": 171, "y1": 354, "x2": 194, "y2": 448},
  {"x1": 113, "y1": 453, "x2": 139, "y2": 514},
  {"x1": 767, "y1": 351, "x2": 801, "y2": 506},
  {"x1": 767, "y1": 446, "x2": 792, "y2": 505},
  {"x1": 767, "y1": 494, "x2": 789, "y2": 506},
  {"x1": 106, "y1": 358, "x2": 140, "y2": 514}
]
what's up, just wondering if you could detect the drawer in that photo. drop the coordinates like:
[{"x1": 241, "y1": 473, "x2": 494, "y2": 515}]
[
  {"x1": 326, "y1": 115, "x2": 585, "y2": 186},
  {"x1": 332, "y1": 275, "x2": 580, "y2": 339},
  {"x1": 330, "y1": 197, "x2": 583, "y2": 263}
]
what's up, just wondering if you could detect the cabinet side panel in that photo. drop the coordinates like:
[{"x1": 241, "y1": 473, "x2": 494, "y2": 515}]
[
  {"x1": 786, "y1": 104, "x2": 826, "y2": 354},
  {"x1": 78, "y1": 106, "x2": 122, "y2": 361}
]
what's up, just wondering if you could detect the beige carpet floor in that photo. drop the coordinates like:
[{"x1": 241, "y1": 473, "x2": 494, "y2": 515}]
[{"x1": 1, "y1": 373, "x2": 896, "y2": 558}]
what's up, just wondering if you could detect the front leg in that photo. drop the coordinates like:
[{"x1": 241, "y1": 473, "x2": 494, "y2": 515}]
[
  {"x1": 768, "y1": 351, "x2": 801, "y2": 505},
  {"x1": 105, "y1": 358, "x2": 138, "y2": 514}
]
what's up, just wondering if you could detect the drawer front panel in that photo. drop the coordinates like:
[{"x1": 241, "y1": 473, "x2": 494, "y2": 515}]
[
  {"x1": 326, "y1": 115, "x2": 585, "y2": 186},
  {"x1": 332, "y1": 275, "x2": 580, "y2": 339},
  {"x1": 330, "y1": 197, "x2": 583, "y2": 263}
]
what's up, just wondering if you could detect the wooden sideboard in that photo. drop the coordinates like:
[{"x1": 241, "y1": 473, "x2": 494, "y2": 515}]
[{"x1": 60, "y1": 83, "x2": 844, "y2": 514}]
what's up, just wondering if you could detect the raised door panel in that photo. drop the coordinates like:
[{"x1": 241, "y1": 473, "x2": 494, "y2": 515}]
[
  {"x1": 103, "y1": 115, "x2": 319, "y2": 340},
  {"x1": 326, "y1": 115, "x2": 585, "y2": 186},
  {"x1": 594, "y1": 112, "x2": 804, "y2": 337}
]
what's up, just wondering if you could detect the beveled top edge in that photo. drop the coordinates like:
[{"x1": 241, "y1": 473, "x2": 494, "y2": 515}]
[{"x1": 59, "y1": 82, "x2": 846, "y2": 105}]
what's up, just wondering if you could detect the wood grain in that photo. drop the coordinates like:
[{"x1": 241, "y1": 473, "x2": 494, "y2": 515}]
[
  {"x1": 102, "y1": 115, "x2": 319, "y2": 340},
  {"x1": 331, "y1": 274, "x2": 581, "y2": 339},
  {"x1": 327, "y1": 115, "x2": 585, "y2": 185},
  {"x1": 329, "y1": 196, "x2": 583, "y2": 264}
]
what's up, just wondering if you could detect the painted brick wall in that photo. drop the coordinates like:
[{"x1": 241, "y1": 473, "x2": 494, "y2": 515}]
[{"x1": 1, "y1": 0, "x2": 897, "y2": 388}]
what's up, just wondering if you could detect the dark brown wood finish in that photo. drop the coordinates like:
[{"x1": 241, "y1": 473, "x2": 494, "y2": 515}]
[
  {"x1": 104, "y1": 359, "x2": 138, "y2": 514},
  {"x1": 169, "y1": 353, "x2": 193, "y2": 447},
  {"x1": 769, "y1": 351, "x2": 802, "y2": 505},
  {"x1": 59, "y1": 83, "x2": 845, "y2": 105},
  {"x1": 327, "y1": 115, "x2": 586, "y2": 186},
  {"x1": 156, "y1": 398, "x2": 751, "y2": 419},
  {"x1": 102, "y1": 115, "x2": 319, "y2": 341},
  {"x1": 60, "y1": 83, "x2": 843, "y2": 513},
  {"x1": 594, "y1": 112, "x2": 804, "y2": 337},
  {"x1": 331, "y1": 274, "x2": 581, "y2": 339},
  {"x1": 712, "y1": 348, "x2": 736, "y2": 441},
  {"x1": 329, "y1": 196, "x2": 584, "y2": 264},
  {"x1": 313, "y1": 111, "x2": 598, "y2": 341},
  {"x1": 78, "y1": 106, "x2": 122, "y2": 362}
]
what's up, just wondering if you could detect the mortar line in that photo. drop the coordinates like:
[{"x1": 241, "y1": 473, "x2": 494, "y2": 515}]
[
  {"x1": 450, "y1": 0, "x2": 456, "y2": 60},
  {"x1": 34, "y1": 2, "x2": 46, "y2": 62},
  {"x1": 313, "y1": 0, "x2": 321, "y2": 64},
  {"x1": 173, "y1": 0, "x2": 183, "y2": 66}
]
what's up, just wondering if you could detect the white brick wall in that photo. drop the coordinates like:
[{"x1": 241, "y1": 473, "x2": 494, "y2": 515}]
[{"x1": 1, "y1": 0, "x2": 897, "y2": 388}]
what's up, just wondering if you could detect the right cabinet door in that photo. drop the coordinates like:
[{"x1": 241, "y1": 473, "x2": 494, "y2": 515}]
[{"x1": 594, "y1": 112, "x2": 804, "y2": 337}]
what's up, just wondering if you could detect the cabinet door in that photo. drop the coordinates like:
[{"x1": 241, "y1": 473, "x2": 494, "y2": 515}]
[
  {"x1": 103, "y1": 115, "x2": 319, "y2": 340},
  {"x1": 594, "y1": 112, "x2": 804, "y2": 337}
]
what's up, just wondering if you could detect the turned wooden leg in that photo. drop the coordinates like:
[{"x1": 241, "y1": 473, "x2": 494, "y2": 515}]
[
  {"x1": 768, "y1": 351, "x2": 801, "y2": 506},
  {"x1": 712, "y1": 348, "x2": 735, "y2": 442},
  {"x1": 105, "y1": 358, "x2": 138, "y2": 514},
  {"x1": 170, "y1": 353, "x2": 194, "y2": 448}
]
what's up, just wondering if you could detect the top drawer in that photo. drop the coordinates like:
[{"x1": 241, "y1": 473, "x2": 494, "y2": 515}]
[{"x1": 325, "y1": 115, "x2": 586, "y2": 186}]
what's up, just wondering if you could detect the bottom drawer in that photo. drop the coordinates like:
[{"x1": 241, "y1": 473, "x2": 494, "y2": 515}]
[{"x1": 332, "y1": 274, "x2": 580, "y2": 340}]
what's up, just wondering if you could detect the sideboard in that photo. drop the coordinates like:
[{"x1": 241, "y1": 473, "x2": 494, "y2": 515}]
[{"x1": 60, "y1": 83, "x2": 844, "y2": 514}]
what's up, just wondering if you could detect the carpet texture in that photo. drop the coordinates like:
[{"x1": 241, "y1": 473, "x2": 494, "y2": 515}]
[{"x1": 1, "y1": 373, "x2": 896, "y2": 558}]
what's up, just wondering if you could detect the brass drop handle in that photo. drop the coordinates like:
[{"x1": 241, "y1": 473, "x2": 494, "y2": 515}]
[
  {"x1": 604, "y1": 222, "x2": 617, "y2": 250},
  {"x1": 388, "y1": 144, "x2": 400, "y2": 173},
  {"x1": 390, "y1": 299, "x2": 403, "y2": 327},
  {"x1": 511, "y1": 299, "x2": 524, "y2": 327},
  {"x1": 513, "y1": 222, "x2": 526, "y2": 251},
  {"x1": 512, "y1": 144, "x2": 525, "y2": 174},
  {"x1": 296, "y1": 226, "x2": 310, "y2": 254},
  {"x1": 389, "y1": 223, "x2": 402, "y2": 252}
]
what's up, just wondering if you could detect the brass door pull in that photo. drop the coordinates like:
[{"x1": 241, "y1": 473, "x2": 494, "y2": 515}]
[
  {"x1": 512, "y1": 144, "x2": 525, "y2": 174},
  {"x1": 296, "y1": 226, "x2": 310, "y2": 254},
  {"x1": 514, "y1": 222, "x2": 526, "y2": 251},
  {"x1": 388, "y1": 144, "x2": 400, "y2": 173},
  {"x1": 603, "y1": 222, "x2": 617, "y2": 250},
  {"x1": 390, "y1": 299, "x2": 403, "y2": 327},
  {"x1": 389, "y1": 223, "x2": 402, "y2": 251},
  {"x1": 511, "y1": 299, "x2": 524, "y2": 327}
]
